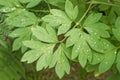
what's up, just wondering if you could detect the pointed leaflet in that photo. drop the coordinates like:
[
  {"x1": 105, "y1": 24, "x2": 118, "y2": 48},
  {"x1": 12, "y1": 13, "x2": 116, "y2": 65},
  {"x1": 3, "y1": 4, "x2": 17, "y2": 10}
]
[
  {"x1": 65, "y1": 28, "x2": 80, "y2": 47},
  {"x1": 112, "y1": 17, "x2": 120, "y2": 41},
  {"x1": 6, "y1": 9, "x2": 37, "y2": 27},
  {"x1": 99, "y1": 49, "x2": 116, "y2": 73},
  {"x1": 91, "y1": 51, "x2": 104, "y2": 65},
  {"x1": 22, "y1": 40, "x2": 55, "y2": 70},
  {"x1": 65, "y1": 0, "x2": 78, "y2": 20},
  {"x1": 42, "y1": 9, "x2": 72, "y2": 35},
  {"x1": 0, "y1": 0, "x2": 21, "y2": 13},
  {"x1": 47, "y1": 0, "x2": 65, "y2": 9},
  {"x1": 42, "y1": 9, "x2": 71, "y2": 27},
  {"x1": 83, "y1": 13, "x2": 113, "y2": 53},
  {"x1": 87, "y1": 35, "x2": 114, "y2": 53},
  {"x1": 19, "y1": 0, "x2": 42, "y2": 8},
  {"x1": 83, "y1": 13, "x2": 102, "y2": 26},
  {"x1": 50, "y1": 44, "x2": 70, "y2": 78},
  {"x1": 9, "y1": 27, "x2": 31, "y2": 51},
  {"x1": 72, "y1": 33, "x2": 92, "y2": 67},
  {"x1": 32, "y1": 26, "x2": 58, "y2": 43},
  {"x1": 84, "y1": 23, "x2": 110, "y2": 38}
]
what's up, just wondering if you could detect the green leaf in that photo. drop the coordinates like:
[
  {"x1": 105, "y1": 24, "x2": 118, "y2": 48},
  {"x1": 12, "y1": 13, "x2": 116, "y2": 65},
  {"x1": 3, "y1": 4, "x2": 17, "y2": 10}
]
[
  {"x1": 42, "y1": 9, "x2": 72, "y2": 35},
  {"x1": 116, "y1": 52, "x2": 120, "y2": 72},
  {"x1": 0, "y1": 0, "x2": 20, "y2": 7},
  {"x1": 19, "y1": 0, "x2": 42, "y2": 8},
  {"x1": 32, "y1": 26, "x2": 58, "y2": 43},
  {"x1": 22, "y1": 40, "x2": 55, "y2": 71},
  {"x1": 21, "y1": 50, "x2": 42, "y2": 63},
  {"x1": 112, "y1": 17, "x2": 120, "y2": 41},
  {"x1": 65, "y1": 28, "x2": 80, "y2": 47},
  {"x1": 47, "y1": 0, "x2": 65, "y2": 9},
  {"x1": 85, "y1": 23, "x2": 110, "y2": 38},
  {"x1": 66, "y1": 13, "x2": 114, "y2": 68},
  {"x1": 6, "y1": 9, "x2": 37, "y2": 27},
  {"x1": 9, "y1": 27, "x2": 31, "y2": 51},
  {"x1": 50, "y1": 44, "x2": 70, "y2": 78},
  {"x1": 72, "y1": 33, "x2": 92, "y2": 67},
  {"x1": 58, "y1": 24, "x2": 71, "y2": 35},
  {"x1": 36, "y1": 51, "x2": 53, "y2": 71},
  {"x1": 99, "y1": 49, "x2": 116, "y2": 73},
  {"x1": 91, "y1": 51, "x2": 104, "y2": 65},
  {"x1": 65, "y1": 0, "x2": 78, "y2": 20},
  {"x1": 83, "y1": 13, "x2": 102, "y2": 26},
  {"x1": 0, "y1": 45, "x2": 25, "y2": 80},
  {"x1": 87, "y1": 35, "x2": 114, "y2": 53}
]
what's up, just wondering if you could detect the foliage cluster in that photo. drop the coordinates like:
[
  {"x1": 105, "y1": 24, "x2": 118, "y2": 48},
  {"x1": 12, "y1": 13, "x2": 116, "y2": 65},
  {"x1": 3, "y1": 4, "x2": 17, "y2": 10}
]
[{"x1": 0, "y1": 0, "x2": 120, "y2": 80}]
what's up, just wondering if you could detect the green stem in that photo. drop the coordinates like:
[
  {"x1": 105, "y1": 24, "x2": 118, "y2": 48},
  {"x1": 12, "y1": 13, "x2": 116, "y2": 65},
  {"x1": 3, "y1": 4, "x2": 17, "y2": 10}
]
[
  {"x1": 87, "y1": 1, "x2": 120, "y2": 7},
  {"x1": 73, "y1": 2, "x2": 93, "y2": 28},
  {"x1": 60, "y1": 2, "x2": 93, "y2": 43},
  {"x1": 45, "y1": 0, "x2": 51, "y2": 12},
  {"x1": 28, "y1": 9, "x2": 49, "y2": 13}
]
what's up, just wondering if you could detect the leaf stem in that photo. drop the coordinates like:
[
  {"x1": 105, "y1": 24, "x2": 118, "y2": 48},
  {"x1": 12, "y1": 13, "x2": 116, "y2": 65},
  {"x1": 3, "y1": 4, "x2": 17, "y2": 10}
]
[
  {"x1": 45, "y1": 0, "x2": 51, "y2": 12},
  {"x1": 73, "y1": 2, "x2": 93, "y2": 28},
  {"x1": 28, "y1": 9, "x2": 49, "y2": 13},
  {"x1": 87, "y1": 1, "x2": 120, "y2": 8}
]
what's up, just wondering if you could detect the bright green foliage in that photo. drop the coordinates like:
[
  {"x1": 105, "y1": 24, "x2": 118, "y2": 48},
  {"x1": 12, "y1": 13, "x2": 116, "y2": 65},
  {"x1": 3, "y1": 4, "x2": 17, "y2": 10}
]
[
  {"x1": 22, "y1": 40, "x2": 55, "y2": 69},
  {"x1": 6, "y1": 9, "x2": 38, "y2": 27},
  {"x1": 31, "y1": 25, "x2": 58, "y2": 43},
  {"x1": 65, "y1": 0, "x2": 78, "y2": 20},
  {"x1": 47, "y1": 0, "x2": 65, "y2": 9},
  {"x1": 7, "y1": 9, "x2": 38, "y2": 51},
  {"x1": 0, "y1": 0, "x2": 20, "y2": 7},
  {"x1": 42, "y1": 9, "x2": 72, "y2": 35},
  {"x1": 0, "y1": 0, "x2": 120, "y2": 79},
  {"x1": 42, "y1": 0, "x2": 78, "y2": 35},
  {"x1": 9, "y1": 27, "x2": 31, "y2": 51},
  {"x1": 22, "y1": 25, "x2": 70, "y2": 78},
  {"x1": 99, "y1": 49, "x2": 116, "y2": 73},
  {"x1": 66, "y1": 13, "x2": 114, "y2": 68},
  {"x1": 112, "y1": 17, "x2": 120, "y2": 41},
  {"x1": 51, "y1": 44, "x2": 70, "y2": 78}
]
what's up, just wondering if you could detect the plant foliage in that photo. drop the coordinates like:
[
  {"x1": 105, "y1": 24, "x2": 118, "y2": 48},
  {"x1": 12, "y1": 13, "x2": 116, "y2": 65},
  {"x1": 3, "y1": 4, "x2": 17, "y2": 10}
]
[{"x1": 0, "y1": 0, "x2": 120, "y2": 79}]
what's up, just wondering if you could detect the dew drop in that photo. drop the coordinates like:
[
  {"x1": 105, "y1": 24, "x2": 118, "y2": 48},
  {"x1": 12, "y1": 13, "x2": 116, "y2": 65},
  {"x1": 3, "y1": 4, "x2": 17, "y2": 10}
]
[
  {"x1": 77, "y1": 48, "x2": 80, "y2": 50},
  {"x1": 114, "y1": 51, "x2": 117, "y2": 54},
  {"x1": 16, "y1": 5, "x2": 20, "y2": 7},
  {"x1": 86, "y1": 50, "x2": 89, "y2": 52},
  {"x1": 11, "y1": 7, "x2": 16, "y2": 11},
  {"x1": 2, "y1": 9, "x2": 7, "y2": 12},
  {"x1": 94, "y1": 33, "x2": 97, "y2": 35},
  {"x1": 105, "y1": 62, "x2": 108, "y2": 64},
  {"x1": 97, "y1": 58, "x2": 100, "y2": 60}
]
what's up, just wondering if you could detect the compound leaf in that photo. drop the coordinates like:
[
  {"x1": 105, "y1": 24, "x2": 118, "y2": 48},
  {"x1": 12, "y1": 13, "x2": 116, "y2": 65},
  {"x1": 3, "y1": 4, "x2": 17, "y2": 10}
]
[{"x1": 65, "y1": 0, "x2": 78, "y2": 20}]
